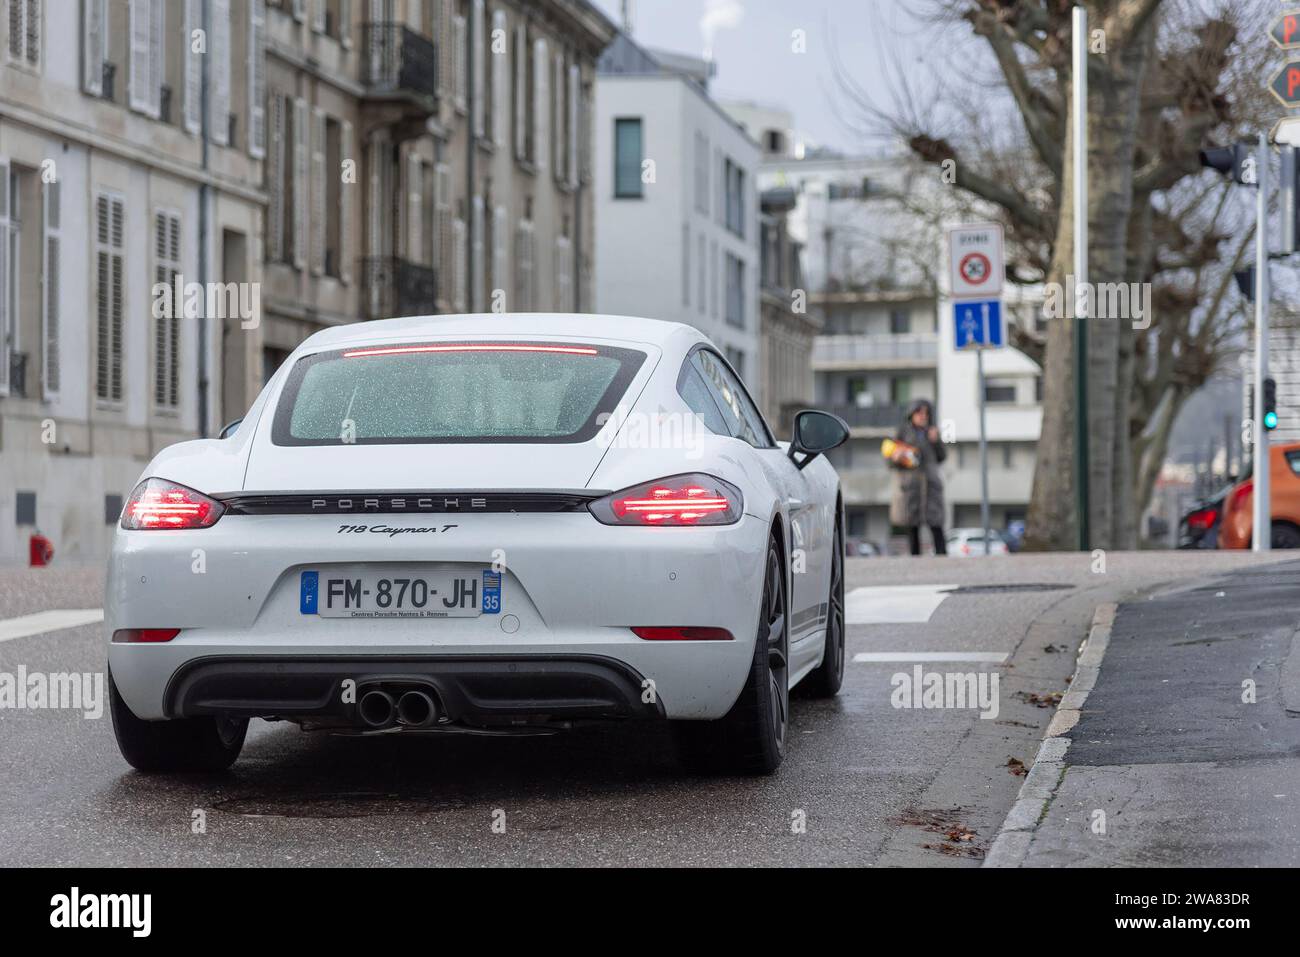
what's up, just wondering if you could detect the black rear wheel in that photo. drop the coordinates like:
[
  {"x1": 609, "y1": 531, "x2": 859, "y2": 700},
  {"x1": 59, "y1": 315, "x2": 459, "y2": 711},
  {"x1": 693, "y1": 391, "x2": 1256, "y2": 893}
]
[
  {"x1": 110, "y1": 668, "x2": 247, "y2": 773},
  {"x1": 802, "y1": 508, "x2": 845, "y2": 698},
  {"x1": 1271, "y1": 522, "x2": 1300, "y2": 549},
  {"x1": 674, "y1": 534, "x2": 788, "y2": 775}
]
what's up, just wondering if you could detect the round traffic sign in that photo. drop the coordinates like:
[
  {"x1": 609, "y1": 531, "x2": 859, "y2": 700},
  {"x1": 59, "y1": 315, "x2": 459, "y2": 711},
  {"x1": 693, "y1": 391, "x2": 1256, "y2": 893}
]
[{"x1": 959, "y1": 252, "x2": 992, "y2": 287}]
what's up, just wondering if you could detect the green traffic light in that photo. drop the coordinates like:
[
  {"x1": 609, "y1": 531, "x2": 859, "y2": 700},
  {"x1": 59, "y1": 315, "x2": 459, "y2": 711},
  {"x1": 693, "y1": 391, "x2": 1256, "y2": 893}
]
[{"x1": 1265, "y1": 411, "x2": 1279, "y2": 430}]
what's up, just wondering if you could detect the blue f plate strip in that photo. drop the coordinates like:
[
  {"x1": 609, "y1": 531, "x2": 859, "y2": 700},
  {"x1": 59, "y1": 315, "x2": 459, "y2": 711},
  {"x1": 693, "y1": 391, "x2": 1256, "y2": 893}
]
[{"x1": 300, "y1": 571, "x2": 319, "y2": 615}]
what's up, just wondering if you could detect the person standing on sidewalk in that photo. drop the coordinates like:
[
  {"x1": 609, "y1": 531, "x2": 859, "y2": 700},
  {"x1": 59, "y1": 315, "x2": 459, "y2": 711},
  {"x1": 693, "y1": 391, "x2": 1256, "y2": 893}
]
[{"x1": 889, "y1": 399, "x2": 948, "y2": 556}]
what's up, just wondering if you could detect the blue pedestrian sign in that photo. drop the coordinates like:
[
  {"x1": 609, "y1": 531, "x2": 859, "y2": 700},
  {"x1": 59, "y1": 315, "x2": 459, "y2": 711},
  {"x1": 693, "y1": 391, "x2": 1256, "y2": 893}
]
[{"x1": 954, "y1": 300, "x2": 1004, "y2": 350}]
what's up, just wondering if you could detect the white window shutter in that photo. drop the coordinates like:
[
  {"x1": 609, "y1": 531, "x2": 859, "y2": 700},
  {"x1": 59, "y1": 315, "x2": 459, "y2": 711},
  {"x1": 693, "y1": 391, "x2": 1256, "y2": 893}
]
[
  {"x1": 93, "y1": 193, "x2": 125, "y2": 403},
  {"x1": 42, "y1": 177, "x2": 60, "y2": 399},
  {"x1": 514, "y1": 221, "x2": 534, "y2": 313},
  {"x1": 435, "y1": 0, "x2": 452, "y2": 96},
  {"x1": 293, "y1": 96, "x2": 308, "y2": 269},
  {"x1": 490, "y1": 10, "x2": 506, "y2": 147},
  {"x1": 367, "y1": 137, "x2": 383, "y2": 258},
  {"x1": 0, "y1": 159, "x2": 9, "y2": 397},
  {"x1": 128, "y1": 0, "x2": 151, "y2": 113},
  {"x1": 407, "y1": 151, "x2": 422, "y2": 262},
  {"x1": 471, "y1": 195, "x2": 484, "y2": 312},
  {"x1": 267, "y1": 93, "x2": 285, "y2": 261},
  {"x1": 339, "y1": 120, "x2": 353, "y2": 283},
  {"x1": 11, "y1": 0, "x2": 41, "y2": 67},
  {"x1": 183, "y1": 0, "x2": 201, "y2": 132},
  {"x1": 152, "y1": 210, "x2": 182, "y2": 409},
  {"x1": 292, "y1": 0, "x2": 306, "y2": 23},
  {"x1": 567, "y1": 64, "x2": 579, "y2": 189},
  {"x1": 452, "y1": 14, "x2": 466, "y2": 112},
  {"x1": 311, "y1": 107, "x2": 326, "y2": 276},
  {"x1": 452, "y1": 217, "x2": 466, "y2": 312},
  {"x1": 471, "y1": 0, "x2": 484, "y2": 137},
  {"x1": 211, "y1": 0, "x2": 231, "y2": 146},
  {"x1": 513, "y1": 22, "x2": 526, "y2": 161},
  {"x1": 82, "y1": 0, "x2": 105, "y2": 94},
  {"x1": 533, "y1": 38, "x2": 547, "y2": 172},
  {"x1": 552, "y1": 52, "x2": 564, "y2": 178},
  {"x1": 491, "y1": 203, "x2": 505, "y2": 304},
  {"x1": 434, "y1": 162, "x2": 451, "y2": 305},
  {"x1": 312, "y1": 0, "x2": 325, "y2": 33},
  {"x1": 149, "y1": 0, "x2": 164, "y2": 116},
  {"x1": 248, "y1": 0, "x2": 266, "y2": 156},
  {"x1": 340, "y1": 0, "x2": 352, "y2": 48}
]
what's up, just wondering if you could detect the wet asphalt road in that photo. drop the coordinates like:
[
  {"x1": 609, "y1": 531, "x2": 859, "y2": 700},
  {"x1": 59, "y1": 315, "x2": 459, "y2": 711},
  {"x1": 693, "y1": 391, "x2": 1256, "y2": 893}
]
[{"x1": 0, "y1": 552, "x2": 1287, "y2": 867}]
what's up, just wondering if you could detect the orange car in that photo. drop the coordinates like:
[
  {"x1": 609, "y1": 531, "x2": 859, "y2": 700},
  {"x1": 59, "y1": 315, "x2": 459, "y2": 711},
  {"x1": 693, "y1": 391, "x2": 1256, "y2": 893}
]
[{"x1": 1218, "y1": 441, "x2": 1300, "y2": 549}]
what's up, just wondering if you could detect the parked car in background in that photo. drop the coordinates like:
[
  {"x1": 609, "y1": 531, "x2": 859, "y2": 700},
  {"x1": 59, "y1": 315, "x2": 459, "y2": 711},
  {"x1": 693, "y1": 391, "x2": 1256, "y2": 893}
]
[
  {"x1": 945, "y1": 528, "x2": 1009, "y2": 557},
  {"x1": 1177, "y1": 486, "x2": 1230, "y2": 549},
  {"x1": 845, "y1": 538, "x2": 884, "y2": 557},
  {"x1": 1217, "y1": 442, "x2": 1300, "y2": 550}
]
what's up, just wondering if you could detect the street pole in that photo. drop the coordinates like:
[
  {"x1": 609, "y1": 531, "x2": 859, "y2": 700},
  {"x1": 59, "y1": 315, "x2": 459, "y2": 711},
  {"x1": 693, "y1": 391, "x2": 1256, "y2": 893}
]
[
  {"x1": 977, "y1": 323, "x2": 990, "y2": 556},
  {"x1": 1253, "y1": 132, "x2": 1271, "y2": 552},
  {"x1": 1072, "y1": 5, "x2": 1090, "y2": 551}
]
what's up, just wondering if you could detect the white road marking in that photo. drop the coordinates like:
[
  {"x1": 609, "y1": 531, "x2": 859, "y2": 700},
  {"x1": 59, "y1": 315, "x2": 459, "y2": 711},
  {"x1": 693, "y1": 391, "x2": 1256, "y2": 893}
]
[
  {"x1": 846, "y1": 584, "x2": 956, "y2": 624},
  {"x1": 0, "y1": 609, "x2": 104, "y2": 643},
  {"x1": 853, "y1": 652, "x2": 1007, "y2": 664}
]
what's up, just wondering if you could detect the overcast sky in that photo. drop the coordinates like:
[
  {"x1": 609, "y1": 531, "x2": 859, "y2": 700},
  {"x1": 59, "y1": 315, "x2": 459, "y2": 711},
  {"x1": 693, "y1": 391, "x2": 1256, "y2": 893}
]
[{"x1": 589, "y1": 0, "x2": 939, "y2": 155}]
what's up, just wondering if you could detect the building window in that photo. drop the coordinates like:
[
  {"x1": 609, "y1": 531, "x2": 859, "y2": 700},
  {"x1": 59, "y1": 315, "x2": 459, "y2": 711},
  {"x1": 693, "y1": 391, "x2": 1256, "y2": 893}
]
[
  {"x1": 104, "y1": 494, "x2": 123, "y2": 525},
  {"x1": 614, "y1": 117, "x2": 642, "y2": 198},
  {"x1": 1035, "y1": 376, "x2": 1044, "y2": 402},
  {"x1": 15, "y1": 490, "x2": 36, "y2": 525},
  {"x1": 7, "y1": 0, "x2": 41, "y2": 69},
  {"x1": 889, "y1": 377, "x2": 910, "y2": 406},
  {"x1": 724, "y1": 253, "x2": 745, "y2": 328},
  {"x1": 152, "y1": 210, "x2": 182, "y2": 410},
  {"x1": 985, "y1": 381, "x2": 1017, "y2": 404},
  {"x1": 94, "y1": 192, "x2": 125, "y2": 404},
  {"x1": 724, "y1": 157, "x2": 745, "y2": 237},
  {"x1": 889, "y1": 309, "x2": 910, "y2": 334}
]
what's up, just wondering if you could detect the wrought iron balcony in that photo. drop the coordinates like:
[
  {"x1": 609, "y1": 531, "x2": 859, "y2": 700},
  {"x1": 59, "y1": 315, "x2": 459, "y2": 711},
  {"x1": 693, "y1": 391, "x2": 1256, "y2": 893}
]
[
  {"x1": 363, "y1": 23, "x2": 438, "y2": 105},
  {"x1": 361, "y1": 257, "x2": 439, "y2": 321}
]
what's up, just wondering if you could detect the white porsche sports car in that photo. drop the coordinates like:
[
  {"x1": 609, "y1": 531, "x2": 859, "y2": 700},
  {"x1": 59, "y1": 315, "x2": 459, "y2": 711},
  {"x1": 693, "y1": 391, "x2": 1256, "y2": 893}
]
[{"x1": 107, "y1": 314, "x2": 848, "y2": 775}]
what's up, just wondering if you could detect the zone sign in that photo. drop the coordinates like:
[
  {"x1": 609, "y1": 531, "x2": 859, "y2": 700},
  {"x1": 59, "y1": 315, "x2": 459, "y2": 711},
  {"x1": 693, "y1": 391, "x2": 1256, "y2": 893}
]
[{"x1": 947, "y1": 223, "x2": 1005, "y2": 300}]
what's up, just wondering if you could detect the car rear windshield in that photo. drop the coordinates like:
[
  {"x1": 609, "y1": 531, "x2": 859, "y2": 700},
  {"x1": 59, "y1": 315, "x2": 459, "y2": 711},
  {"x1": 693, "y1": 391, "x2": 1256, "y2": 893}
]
[{"x1": 272, "y1": 342, "x2": 646, "y2": 446}]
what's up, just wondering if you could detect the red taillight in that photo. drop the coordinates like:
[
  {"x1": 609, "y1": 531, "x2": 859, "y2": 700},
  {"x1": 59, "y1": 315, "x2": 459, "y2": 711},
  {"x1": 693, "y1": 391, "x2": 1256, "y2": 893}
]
[
  {"x1": 588, "y1": 473, "x2": 743, "y2": 526},
  {"x1": 121, "y1": 478, "x2": 225, "y2": 530},
  {"x1": 632, "y1": 627, "x2": 734, "y2": 641},
  {"x1": 1186, "y1": 507, "x2": 1219, "y2": 531},
  {"x1": 1230, "y1": 481, "x2": 1253, "y2": 512},
  {"x1": 112, "y1": 629, "x2": 180, "y2": 643}
]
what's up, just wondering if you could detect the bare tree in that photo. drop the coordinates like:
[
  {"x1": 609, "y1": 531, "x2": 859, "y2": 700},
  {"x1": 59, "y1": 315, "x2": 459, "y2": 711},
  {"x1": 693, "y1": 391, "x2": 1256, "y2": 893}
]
[{"x1": 837, "y1": 0, "x2": 1272, "y2": 548}]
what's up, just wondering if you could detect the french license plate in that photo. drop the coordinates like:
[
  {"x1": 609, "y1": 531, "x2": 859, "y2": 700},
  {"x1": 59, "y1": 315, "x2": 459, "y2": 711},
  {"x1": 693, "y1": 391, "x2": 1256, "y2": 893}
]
[{"x1": 300, "y1": 569, "x2": 502, "y2": 619}]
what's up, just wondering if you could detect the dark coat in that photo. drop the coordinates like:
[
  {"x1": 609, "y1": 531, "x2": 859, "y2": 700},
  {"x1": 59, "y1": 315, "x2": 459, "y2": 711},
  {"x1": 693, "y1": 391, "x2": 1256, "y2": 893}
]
[{"x1": 889, "y1": 419, "x2": 947, "y2": 528}]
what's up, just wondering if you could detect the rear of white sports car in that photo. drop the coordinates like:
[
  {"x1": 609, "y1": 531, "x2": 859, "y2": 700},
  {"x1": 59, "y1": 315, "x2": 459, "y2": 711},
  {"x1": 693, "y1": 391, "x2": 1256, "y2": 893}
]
[{"x1": 106, "y1": 319, "x2": 809, "y2": 774}]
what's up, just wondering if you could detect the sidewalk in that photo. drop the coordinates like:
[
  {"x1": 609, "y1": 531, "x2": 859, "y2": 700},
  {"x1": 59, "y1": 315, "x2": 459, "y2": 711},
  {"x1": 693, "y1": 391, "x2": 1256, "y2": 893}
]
[{"x1": 1017, "y1": 559, "x2": 1300, "y2": 866}]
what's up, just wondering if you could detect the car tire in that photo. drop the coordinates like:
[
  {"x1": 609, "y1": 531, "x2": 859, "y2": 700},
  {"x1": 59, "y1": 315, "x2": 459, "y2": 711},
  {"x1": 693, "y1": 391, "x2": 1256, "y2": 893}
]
[
  {"x1": 109, "y1": 668, "x2": 248, "y2": 773},
  {"x1": 800, "y1": 509, "x2": 845, "y2": 699},
  {"x1": 674, "y1": 534, "x2": 789, "y2": 775},
  {"x1": 1272, "y1": 522, "x2": 1300, "y2": 549}
]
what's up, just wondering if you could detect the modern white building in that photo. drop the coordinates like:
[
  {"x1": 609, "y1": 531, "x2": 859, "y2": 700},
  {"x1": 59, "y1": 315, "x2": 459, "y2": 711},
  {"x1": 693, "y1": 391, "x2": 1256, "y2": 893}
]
[
  {"x1": 757, "y1": 144, "x2": 1044, "y2": 545},
  {"x1": 593, "y1": 34, "x2": 760, "y2": 380}
]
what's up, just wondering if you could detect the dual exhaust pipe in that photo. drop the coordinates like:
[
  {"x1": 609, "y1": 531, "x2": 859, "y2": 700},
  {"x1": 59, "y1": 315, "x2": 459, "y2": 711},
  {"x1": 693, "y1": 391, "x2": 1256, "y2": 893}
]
[{"x1": 358, "y1": 688, "x2": 439, "y2": 729}]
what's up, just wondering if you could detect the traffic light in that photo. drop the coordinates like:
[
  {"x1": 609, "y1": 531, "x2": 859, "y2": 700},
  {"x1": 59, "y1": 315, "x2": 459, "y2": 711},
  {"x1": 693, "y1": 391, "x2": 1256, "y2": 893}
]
[
  {"x1": 1264, "y1": 377, "x2": 1279, "y2": 431},
  {"x1": 1199, "y1": 143, "x2": 1258, "y2": 185}
]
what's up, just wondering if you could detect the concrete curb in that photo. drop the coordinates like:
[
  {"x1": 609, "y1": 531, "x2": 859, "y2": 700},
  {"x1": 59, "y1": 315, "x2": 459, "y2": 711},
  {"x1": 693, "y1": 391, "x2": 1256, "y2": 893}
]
[{"x1": 983, "y1": 602, "x2": 1116, "y2": 868}]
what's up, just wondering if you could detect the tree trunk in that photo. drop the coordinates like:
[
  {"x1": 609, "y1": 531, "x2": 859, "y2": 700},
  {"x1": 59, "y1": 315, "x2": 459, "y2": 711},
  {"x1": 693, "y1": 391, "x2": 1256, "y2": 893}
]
[{"x1": 1026, "y1": 3, "x2": 1153, "y2": 551}]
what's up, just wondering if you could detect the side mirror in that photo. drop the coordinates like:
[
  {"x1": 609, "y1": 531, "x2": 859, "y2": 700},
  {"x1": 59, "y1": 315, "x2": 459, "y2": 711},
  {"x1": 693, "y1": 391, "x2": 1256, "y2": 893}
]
[
  {"x1": 788, "y1": 410, "x2": 849, "y2": 470},
  {"x1": 218, "y1": 419, "x2": 243, "y2": 439}
]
